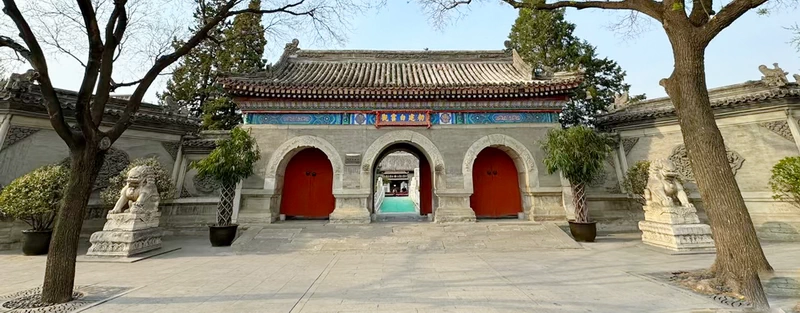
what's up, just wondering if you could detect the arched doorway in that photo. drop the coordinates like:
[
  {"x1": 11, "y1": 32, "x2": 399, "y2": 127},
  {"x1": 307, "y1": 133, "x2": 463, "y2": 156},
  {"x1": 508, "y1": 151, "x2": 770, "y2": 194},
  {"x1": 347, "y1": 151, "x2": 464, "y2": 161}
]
[
  {"x1": 470, "y1": 147, "x2": 522, "y2": 218},
  {"x1": 280, "y1": 148, "x2": 335, "y2": 219},
  {"x1": 371, "y1": 143, "x2": 433, "y2": 218}
]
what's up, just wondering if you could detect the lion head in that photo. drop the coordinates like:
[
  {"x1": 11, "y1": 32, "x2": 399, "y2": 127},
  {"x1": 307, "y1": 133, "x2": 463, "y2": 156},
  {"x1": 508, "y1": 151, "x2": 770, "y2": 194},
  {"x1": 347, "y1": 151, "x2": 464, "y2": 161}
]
[
  {"x1": 649, "y1": 159, "x2": 679, "y2": 181},
  {"x1": 126, "y1": 165, "x2": 155, "y2": 187}
]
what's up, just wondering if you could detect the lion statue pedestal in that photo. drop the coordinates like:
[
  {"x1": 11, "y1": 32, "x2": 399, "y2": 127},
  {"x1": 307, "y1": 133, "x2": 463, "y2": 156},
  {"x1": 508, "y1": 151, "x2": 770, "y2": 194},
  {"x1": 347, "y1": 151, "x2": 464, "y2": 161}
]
[
  {"x1": 638, "y1": 159, "x2": 715, "y2": 252},
  {"x1": 87, "y1": 165, "x2": 163, "y2": 257}
]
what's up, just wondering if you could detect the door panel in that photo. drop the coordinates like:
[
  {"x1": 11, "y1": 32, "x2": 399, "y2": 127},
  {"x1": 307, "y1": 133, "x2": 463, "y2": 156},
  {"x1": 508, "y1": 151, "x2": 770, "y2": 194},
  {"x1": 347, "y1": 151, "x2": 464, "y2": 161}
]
[
  {"x1": 419, "y1": 157, "x2": 433, "y2": 216},
  {"x1": 470, "y1": 148, "x2": 522, "y2": 218},
  {"x1": 280, "y1": 149, "x2": 335, "y2": 218}
]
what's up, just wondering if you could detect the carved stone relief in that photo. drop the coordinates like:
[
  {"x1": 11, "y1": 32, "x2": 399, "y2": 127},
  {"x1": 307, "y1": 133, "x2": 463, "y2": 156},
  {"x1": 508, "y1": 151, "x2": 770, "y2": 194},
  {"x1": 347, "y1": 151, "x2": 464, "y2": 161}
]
[
  {"x1": 96, "y1": 148, "x2": 131, "y2": 190},
  {"x1": 2, "y1": 126, "x2": 40, "y2": 150},
  {"x1": 622, "y1": 137, "x2": 639, "y2": 155},
  {"x1": 759, "y1": 63, "x2": 789, "y2": 87},
  {"x1": 758, "y1": 121, "x2": 794, "y2": 142},
  {"x1": 668, "y1": 144, "x2": 745, "y2": 181},
  {"x1": 59, "y1": 147, "x2": 131, "y2": 190},
  {"x1": 161, "y1": 142, "x2": 180, "y2": 160},
  {"x1": 193, "y1": 174, "x2": 221, "y2": 194}
]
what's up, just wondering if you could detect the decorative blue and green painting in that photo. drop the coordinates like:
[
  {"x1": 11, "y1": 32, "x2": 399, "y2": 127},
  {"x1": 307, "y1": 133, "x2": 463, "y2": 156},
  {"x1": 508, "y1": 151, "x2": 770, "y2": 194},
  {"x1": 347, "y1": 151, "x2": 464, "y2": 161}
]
[{"x1": 244, "y1": 112, "x2": 559, "y2": 125}]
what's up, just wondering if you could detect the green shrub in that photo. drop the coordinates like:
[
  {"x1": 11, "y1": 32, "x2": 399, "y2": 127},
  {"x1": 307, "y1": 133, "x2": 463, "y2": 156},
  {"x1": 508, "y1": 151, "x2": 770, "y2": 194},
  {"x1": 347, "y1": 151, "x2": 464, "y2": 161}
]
[
  {"x1": 0, "y1": 165, "x2": 69, "y2": 230},
  {"x1": 100, "y1": 157, "x2": 176, "y2": 206},
  {"x1": 769, "y1": 156, "x2": 800, "y2": 208},
  {"x1": 623, "y1": 160, "x2": 650, "y2": 204}
]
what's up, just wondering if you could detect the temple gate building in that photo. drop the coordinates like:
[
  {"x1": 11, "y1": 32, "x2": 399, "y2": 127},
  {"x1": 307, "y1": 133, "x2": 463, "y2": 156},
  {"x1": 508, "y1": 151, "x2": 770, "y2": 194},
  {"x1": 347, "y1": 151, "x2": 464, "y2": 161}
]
[
  {"x1": 3, "y1": 41, "x2": 799, "y2": 250},
  {"x1": 218, "y1": 39, "x2": 583, "y2": 224}
]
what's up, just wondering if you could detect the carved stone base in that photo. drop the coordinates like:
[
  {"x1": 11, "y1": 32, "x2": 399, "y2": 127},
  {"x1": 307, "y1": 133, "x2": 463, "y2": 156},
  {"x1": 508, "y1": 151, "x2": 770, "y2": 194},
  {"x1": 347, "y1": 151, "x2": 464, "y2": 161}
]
[
  {"x1": 86, "y1": 227, "x2": 163, "y2": 257},
  {"x1": 102, "y1": 212, "x2": 161, "y2": 231},
  {"x1": 433, "y1": 207, "x2": 477, "y2": 223},
  {"x1": 639, "y1": 220, "x2": 715, "y2": 252},
  {"x1": 329, "y1": 207, "x2": 371, "y2": 224},
  {"x1": 643, "y1": 204, "x2": 700, "y2": 224}
]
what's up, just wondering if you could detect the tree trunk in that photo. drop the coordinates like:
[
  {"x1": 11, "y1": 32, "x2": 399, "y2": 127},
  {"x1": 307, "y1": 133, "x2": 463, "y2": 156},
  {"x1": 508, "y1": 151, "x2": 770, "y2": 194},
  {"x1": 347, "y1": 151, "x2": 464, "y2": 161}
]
[
  {"x1": 217, "y1": 181, "x2": 236, "y2": 226},
  {"x1": 41, "y1": 145, "x2": 104, "y2": 304},
  {"x1": 663, "y1": 33, "x2": 771, "y2": 309},
  {"x1": 571, "y1": 182, "x2": 588, "y2": 223}
]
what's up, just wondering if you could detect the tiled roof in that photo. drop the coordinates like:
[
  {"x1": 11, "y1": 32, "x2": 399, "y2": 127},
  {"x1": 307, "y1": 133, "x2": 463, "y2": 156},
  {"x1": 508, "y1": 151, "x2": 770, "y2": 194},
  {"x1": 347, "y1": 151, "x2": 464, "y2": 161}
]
[
  {"x1": 597, "y1": 81, "x2": 800, "y2": 128},
  {"x1": 0, "y1": 82, "x2": 201, "y2": 134},
  {"x1": 219, "y1": 40, "x2": 582, "y2": 100}
]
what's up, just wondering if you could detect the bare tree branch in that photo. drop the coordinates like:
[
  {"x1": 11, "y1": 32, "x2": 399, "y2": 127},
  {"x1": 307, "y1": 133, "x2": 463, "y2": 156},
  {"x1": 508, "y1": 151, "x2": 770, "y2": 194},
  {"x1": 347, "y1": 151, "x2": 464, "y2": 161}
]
[
  {"x1": 700, "y1": 0, "x2": 768, "y2": 43},
  {"x1": 2, "y1": 0, "x2": 77, "y2": 148},
  {"x1": 72, "y1": 0, "x2": 106, "y2": 139},
  {"x1": 0, "y1": 35, "x2": 33, "y2": 62},
  {"x1": 107, "y1": 0, "x2": 324, "y2": 141},
  {"x1": 93, "y1": 0, "x2": 128, "y2": 126}
]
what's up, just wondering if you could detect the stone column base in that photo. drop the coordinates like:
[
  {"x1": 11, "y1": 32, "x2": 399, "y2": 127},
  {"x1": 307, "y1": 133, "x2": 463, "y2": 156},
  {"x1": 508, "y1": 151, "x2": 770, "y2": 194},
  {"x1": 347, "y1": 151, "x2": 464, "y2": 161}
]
[
  {"x1": 639, "y1": 220, "x2": 715, "y2": 252},
  {"x1": 433, "y1": 207, "x2": 476, "y2": 223},
  {"x1": 329, "y1": 208, "x2": 371, "y2": 224},
  {"x1": 86, "y1": 227, "x2": 163, "y2": 257}
]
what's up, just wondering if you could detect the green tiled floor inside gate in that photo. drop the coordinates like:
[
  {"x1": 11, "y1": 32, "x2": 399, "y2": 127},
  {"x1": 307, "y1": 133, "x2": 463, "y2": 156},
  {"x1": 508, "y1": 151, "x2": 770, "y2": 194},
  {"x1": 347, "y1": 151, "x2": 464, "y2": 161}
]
[{"x1": 379, "y1": 196, "x2": 416, "y2": 213}]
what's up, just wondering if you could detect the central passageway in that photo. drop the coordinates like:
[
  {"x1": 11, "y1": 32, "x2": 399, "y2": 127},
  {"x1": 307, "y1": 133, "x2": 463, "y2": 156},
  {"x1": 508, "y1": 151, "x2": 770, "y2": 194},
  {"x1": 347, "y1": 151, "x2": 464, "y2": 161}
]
[{"x1": 378, "y1": 196, "x2": 416, "y2": 213}]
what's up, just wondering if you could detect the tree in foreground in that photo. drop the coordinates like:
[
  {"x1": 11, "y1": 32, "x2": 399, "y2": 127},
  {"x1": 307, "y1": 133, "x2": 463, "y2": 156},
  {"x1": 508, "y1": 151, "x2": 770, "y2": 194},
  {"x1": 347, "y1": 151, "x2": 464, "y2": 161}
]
[
  {"x1": 0, "y1": 0, "x2": 369, "y2": 303},
  {"x1": 541, "y1": 126, "x2": 614, "y2": 241},
  {"x1": 506, "y1": 0, "x2": 645, "y2": 126},
  {"x1": 419, "y1": 0, "x2": 781, "y2": 308},
  {"x1": 161, "y1": 0, "x2": 267, "y2": 130}
]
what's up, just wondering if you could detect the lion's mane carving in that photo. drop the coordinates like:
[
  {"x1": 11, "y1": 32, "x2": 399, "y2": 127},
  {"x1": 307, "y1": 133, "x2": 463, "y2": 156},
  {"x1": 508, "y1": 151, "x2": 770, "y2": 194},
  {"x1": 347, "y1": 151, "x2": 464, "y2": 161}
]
[
  {"x1": 644, "y1": 159, "x2": 694, "y2": 208},
  {"x1": 109, "y1": 165, "x2": 160, "y2": 214}
]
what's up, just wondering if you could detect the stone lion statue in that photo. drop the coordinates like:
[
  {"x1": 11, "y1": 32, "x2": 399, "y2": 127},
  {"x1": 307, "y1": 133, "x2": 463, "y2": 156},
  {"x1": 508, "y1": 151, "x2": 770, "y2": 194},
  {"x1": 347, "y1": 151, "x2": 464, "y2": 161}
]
[
  {"x1": 643, "y1": 159, "x2": 693, "y2": 208},
  {"x1": 109, "y1": 165, "x2": 160, "y2": 214}
]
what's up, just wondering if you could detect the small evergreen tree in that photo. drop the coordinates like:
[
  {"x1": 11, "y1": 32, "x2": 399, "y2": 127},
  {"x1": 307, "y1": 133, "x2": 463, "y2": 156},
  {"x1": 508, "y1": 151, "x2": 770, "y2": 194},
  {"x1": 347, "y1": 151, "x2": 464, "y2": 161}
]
[
  {"x1": 506, "y1": 0, "x2": 645, "y2": 127},
  {"x1": 202, "y1": 0, "x2": 268, "y2": 130},
  {"x1": 160, "y1": 0, "x2": 268, "y2": 130}
]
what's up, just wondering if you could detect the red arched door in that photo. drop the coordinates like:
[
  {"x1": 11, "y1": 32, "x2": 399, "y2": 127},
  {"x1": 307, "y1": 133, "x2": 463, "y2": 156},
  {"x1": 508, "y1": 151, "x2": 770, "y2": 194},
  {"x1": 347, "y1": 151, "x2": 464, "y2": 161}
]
[
  {"x1": 470, "y1": 148, "x2": 522, "y2": 218},
  {"x1": 419, "y1": 157, "x2": 433, "y2": 216},
  {"x1": 280, "y1": 149, "x2": 335, "y2": 218}
]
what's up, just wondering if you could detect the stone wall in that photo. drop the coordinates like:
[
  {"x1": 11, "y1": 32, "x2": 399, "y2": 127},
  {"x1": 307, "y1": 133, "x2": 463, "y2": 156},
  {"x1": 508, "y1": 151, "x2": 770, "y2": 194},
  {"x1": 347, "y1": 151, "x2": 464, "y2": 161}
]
[
  {"x1": 594, "y1": 108, "x2": 800, "y2": 241},
  {"x1": 225, "y1": 123, "x2": 568, "y2": 224}
]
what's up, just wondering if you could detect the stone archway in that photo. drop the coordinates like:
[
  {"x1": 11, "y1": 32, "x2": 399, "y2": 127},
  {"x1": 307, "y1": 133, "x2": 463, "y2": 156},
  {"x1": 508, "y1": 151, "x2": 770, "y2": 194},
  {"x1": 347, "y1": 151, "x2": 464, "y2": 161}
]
[
  {"x1": 360, "y1": 130, "x2": 447, "y2": 191},
  {"x1": 264, "y1": 135, "x2": 344, "y2": 193},
  {"x1": 462, "y1": 134, "x2": 538, "y2": 192},
  {"x1": 361, "y1": 131, "x2": 447, "y2": 217},
  {"x1": 462, "y1": 134, "x2": 538, "y2": 219}
]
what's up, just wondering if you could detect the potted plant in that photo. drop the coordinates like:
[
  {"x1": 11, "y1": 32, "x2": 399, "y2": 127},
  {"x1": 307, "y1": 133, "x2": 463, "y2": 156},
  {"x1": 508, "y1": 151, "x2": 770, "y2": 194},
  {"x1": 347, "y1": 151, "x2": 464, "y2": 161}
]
[
  {"x1": 541, "y1": 126, "x2": 614, "y2": 242},
  {"x1": 192, "y1": 127, "x2": 260, "y2": 246},
  {"x1": 0, "y1": 164, "x2": 69, "y2": 255},
  {"x1": 100, "y1": 157, "x2": 177, "y2": 207}
]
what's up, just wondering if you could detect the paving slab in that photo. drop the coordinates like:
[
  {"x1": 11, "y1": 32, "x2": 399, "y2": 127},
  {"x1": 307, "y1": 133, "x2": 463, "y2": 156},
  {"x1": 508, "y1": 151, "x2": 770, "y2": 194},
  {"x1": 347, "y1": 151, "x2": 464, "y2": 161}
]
[{"x1": 1, "y1": 224, "x2": 799, "y2": 312}]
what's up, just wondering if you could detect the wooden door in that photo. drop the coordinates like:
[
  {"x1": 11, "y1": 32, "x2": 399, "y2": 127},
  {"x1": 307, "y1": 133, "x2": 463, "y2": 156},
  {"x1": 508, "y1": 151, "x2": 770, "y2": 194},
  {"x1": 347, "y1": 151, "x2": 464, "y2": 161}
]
[
  {"x1": 470, "y1": 148, "x2": 522, "y2": 218},
  {"x1": 419, "y1": 157, "x2": 433, "y2": 216},
  {"x1": 280, "y1": 149, "x2": 335, "y2": 218}
]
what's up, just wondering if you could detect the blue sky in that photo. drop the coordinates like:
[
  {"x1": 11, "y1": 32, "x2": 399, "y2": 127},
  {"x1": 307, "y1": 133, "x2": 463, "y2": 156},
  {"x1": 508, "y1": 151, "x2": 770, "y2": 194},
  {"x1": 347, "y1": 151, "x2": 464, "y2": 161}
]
[
  {"x1": 7, "y1": 1, "x2": 799, "y2": 102},
  {"x1": 273, "y1": 1, "x2": 800, "y2": 100}
]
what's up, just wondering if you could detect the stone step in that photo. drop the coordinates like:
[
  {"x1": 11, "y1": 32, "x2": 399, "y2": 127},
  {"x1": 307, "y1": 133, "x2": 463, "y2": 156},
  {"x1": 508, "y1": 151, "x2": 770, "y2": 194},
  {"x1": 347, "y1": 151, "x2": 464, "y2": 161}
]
[{"x1": 374, "y1": 213, "x2": 428, "y2": 223}]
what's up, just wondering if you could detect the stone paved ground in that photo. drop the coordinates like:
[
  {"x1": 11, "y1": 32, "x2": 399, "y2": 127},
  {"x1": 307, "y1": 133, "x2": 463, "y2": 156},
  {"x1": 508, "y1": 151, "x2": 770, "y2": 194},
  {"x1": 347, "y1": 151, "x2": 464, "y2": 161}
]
[{"x1": 1, "y1": 221, "x2": 799, "y2": 313}]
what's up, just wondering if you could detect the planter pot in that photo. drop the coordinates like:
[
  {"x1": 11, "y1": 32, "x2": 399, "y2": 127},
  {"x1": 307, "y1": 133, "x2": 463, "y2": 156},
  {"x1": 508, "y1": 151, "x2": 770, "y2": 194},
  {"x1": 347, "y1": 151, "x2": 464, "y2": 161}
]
[
  {"x1": 209, "y1": 224, "x2": 238, "y2": 247},
  {"x1": 22, "y1": 230, "x2": 52, "y2": 255},
  {"x1": 568, "y1": 220, "x2": 597, "y2": 242}
]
